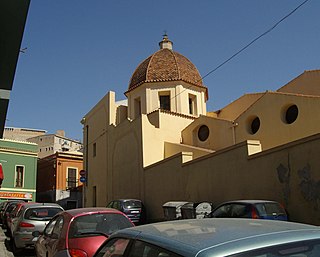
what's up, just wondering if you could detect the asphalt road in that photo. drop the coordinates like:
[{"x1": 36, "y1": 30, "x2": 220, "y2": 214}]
[{"x1": 0, "y1": 226, "x2": 35, "y2": 257}]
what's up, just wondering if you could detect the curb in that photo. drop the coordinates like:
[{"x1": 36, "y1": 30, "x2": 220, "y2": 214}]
[{"x1": 0, "y1": 227, "x2": 14, "y2": 257}]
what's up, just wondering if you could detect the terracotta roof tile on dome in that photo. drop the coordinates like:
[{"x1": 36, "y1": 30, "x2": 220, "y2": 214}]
[{"x1": 127, "y1": 36, "x2": 206, "y2": 93}]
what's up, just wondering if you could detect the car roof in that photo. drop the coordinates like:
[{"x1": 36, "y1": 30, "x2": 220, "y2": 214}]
[
  {"x1": 218, "y1": 199, "x2": 281, "y2": 204},
  {"x1": 63, "y1": 207, "x2": 125, "y2": 217},
  {"x1": 113, "y1": 199, "x2": 142, "y2": 202},
  {"x1": 21, "y1": 202, "x2": 63, "y2": 209},
  {"x1": 109, "y1": 219, "x2": 320, "y2": 257}
]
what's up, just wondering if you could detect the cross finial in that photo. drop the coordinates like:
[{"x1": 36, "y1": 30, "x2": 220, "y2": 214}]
[
  {"x1": 159, "y1": 31, "x2": 173, "y2": 50},
  {"x1": 163, "y1": 30, "x2": 168, "y2": 38}
]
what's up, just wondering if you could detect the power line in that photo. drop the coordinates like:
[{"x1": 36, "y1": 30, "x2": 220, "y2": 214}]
[
  {"x1": 171, "y1": 0, "x2": 310, "y2": 102},
  {"x1": 201, "y1": 0, "x2": 309, "y2": 81}
]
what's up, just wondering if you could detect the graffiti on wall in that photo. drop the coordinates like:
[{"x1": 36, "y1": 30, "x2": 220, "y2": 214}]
[
  {"x1": 277, "y1": 159, "x2": 320, "y2": 211},
  {"x1": 298, "y1": 164, "x2": 320, "y2": 210},
  {"x1": 277, "y1": 163, "x2": 290, "y2": 206}
]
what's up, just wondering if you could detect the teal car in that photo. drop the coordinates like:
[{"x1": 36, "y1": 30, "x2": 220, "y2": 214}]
[
  {"x1": 94, "y1": 218, "x2": 320, "y2": 257},
  {"x1": 207, "y1": 200, "x2": 288, "y2": 221}
]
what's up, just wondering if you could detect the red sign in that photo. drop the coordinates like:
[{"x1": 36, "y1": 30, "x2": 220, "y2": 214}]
[
  {"x1": 79, "y1": 170, "x2": 86, "y2": 177},
  {"x1": 0, "y1": 164, "x2": 4, "y2": 187},
  {"x1": 0, "y1": 192, "x2": 33, "y2": 199},
  {"x1": 0, "y1": 163, "x2": 4, "y2": 179}
]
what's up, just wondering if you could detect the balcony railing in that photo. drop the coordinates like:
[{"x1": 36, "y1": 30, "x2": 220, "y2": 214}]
[{"x1": 66, "y1": 178, "x2": 79, "y2": 190}]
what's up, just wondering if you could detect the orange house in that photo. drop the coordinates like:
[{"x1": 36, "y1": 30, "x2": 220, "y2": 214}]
[{"x1": 36, "y1": 151, "x2": 83, "y2": 209}]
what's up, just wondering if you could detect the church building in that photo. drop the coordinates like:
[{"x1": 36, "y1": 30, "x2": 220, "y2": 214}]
[{"x1": 82, "y1": 35, "x2": 320, "y2": 224}]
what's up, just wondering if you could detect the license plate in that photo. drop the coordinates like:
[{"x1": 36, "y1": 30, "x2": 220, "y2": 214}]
[{"x1": 131, "y1": 211, "x2": 139, "y2": 213}]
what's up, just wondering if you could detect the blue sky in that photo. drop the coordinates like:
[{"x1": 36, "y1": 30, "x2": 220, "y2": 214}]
[{"x1": 7, "y1": 0, "x2": 319, "y2": 141}]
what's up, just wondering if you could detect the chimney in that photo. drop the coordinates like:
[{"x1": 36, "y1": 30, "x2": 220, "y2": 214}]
[{"x1": 56, "y1": 130, "x2": 65, "y2": 137}]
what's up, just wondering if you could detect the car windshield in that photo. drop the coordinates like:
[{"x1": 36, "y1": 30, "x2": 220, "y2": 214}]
[
  {"x1": 255, "y1": 203, "x2": 286, "y2": 216},
  {"x1": 123, "y1": 200, "x2": 141, "y2": 209},
  {"x1": 24, "y1": 207, "x2": 62, "y2": 221},
  {"x1": 68, "y1": 213, "x2": 133, "y2": 238}
]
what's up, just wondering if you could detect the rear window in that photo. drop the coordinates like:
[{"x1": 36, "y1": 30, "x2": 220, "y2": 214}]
[
  {"x1": 24, "y1": 207, "x2": 62, "y2": 221},
  {"x1": 69, "y1": 213, "x2": 133, "y2": 238},
  {"x1": 6, "y1": 203, "x2": 19, "y2": 213},
  {"x1": 123, "y1": 200, "x2": 141, "y2": 209},
  {"x1": 255, "y1": 202, "x2": 286, "y2": 216}
]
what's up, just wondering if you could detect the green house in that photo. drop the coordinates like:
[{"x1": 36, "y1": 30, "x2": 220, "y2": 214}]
[{"x1": 0, "y1": 139, "x2": 37, "y2": 202}]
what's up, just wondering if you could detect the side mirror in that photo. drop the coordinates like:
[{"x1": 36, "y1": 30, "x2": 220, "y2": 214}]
[
  {"x1": 204, "y1": 212, "x2": 212, "y2": 218},
  {"x1": 32, "y1": 231, "x2": 41, "y2": 237}
]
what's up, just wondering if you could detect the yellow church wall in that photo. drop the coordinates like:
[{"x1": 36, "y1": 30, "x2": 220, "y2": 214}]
[
  {"x1": 234, "y1": 93, "x2": 320, "y2": 150},
  {"x1": 217, "y1": 93, "x2": 264, "y2": 121},
  {"x1": 127, "y1": 81, "x2": 207, "y2": 120},
  {"x1": 107, "y1": 119, "x2": 143, "y2": 201},
  {"x1": 142, "y1": 110, "x2": 195, "y2": 167},
  {"x1": 164, "y1": 142, "x2": 214, "y2": 159},
  {"x1": 144, "y1": 134, "x2": 320, "y2": 225},
  {"x1": 82, "y1": 94, "x2": 112, "y2": 207},
  {"x1": 277, "y1": 70, "x2": 320, "y2": 96},
  {"x1": 82, "y1": 91, "x2": 142, "y2": 207},
  {"x1": 181, "y1": 115, "x2": 235, "y2": 151}
]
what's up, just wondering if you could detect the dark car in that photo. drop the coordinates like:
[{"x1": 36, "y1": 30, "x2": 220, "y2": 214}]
[
  {"x1": 34, "y1": 207, "x2": 134, "y2": 257},
  {"x1": 206, "y1": 200, "x2": 288, "y2": 220},
  {"x1": 6, "y1": 201, "x2": 29, "y2": 236},
  {"x1": 93, "y1": 218, "x2": 320, "y2": 257},
  {"x1": 1, "y1": 200, "x2": 24, "y2": 229},
  {"x1": 107, "y1": 199, "x2": 146, "y2": 225},
  {"x1": 0, "y1": 201, "x2": 7, "y2": 224}
]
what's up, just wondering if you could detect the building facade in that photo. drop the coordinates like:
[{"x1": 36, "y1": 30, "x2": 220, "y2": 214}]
[
  {"x1": 81, "y1": 35, "x2": 320, "y2": 224},
  {"x1": 27, "y1": 130, "x2": 83, "y2": 158},
  {"x1": 3, "y1": 127, "x2": 47, "y2": 141},
  {"x1": 0, "y1": 139, "x2": 37, "y2": 202},
  {"x1": 36, "y1": 151, "x2": 83, "y2": 209}
]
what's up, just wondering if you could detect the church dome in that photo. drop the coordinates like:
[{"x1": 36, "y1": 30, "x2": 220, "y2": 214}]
[{"x1": 127, "y1": 35, "x2": 205, "y2": 93}]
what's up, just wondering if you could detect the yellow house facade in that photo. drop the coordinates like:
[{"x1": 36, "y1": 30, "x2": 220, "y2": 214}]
[{"x1": 82, "y1": 35, "x2": 320, "y2": 224}]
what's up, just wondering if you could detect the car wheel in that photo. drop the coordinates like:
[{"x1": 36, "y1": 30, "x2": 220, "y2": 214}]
[{"x1": 12, "y1": 238, "x2": 23, "y2": 256}]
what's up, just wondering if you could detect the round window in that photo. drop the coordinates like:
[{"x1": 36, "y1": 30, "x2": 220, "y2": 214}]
[
  {"x1": 198, "y1": 125, "x2": 209, "y2": 141},
  {"x1": 285, "y1": 104, "x2": 298, "y2": 124},
  {"x1": 250, "y1": 117, "x2": 260, "y2": 134}
]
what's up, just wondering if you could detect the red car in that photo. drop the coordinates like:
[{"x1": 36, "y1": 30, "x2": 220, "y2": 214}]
[{"x1": 33, "y1": 207, "x2": 134, "y2": 257}]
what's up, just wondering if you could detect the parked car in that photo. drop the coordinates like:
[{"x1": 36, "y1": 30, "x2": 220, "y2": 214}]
[
  {"x1": 6, "y1": 201, "x2": 30, "y2": 236},
  {"x1": 10, "y1": 202, "x2": 64, "y2": 254},
  {"x1": 93, "y1": 218, "x2": 320, "y2": 257},
  {"x1": 0, "y1": 201, "x2": 7, "y2": 224},
  {"x1": 205, "y1": 200, "x2": 288, "y2": 220},
  {"x1": 107, "y1": 199, "x2": 146, "y2": 225},
  {"x1": 1, "y1": 200, "x2": 24, "y2": 229},
  {"x1": 33, "y1": 207, "x2": 135, "y2": 257}
]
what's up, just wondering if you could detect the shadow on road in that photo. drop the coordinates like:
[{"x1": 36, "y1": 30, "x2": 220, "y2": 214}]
[{"x1": 4, "y1": 236, "x2": 35, "y2": 257}]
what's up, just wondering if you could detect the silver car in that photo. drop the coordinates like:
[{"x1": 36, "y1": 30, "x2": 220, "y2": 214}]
[
  {"x1": 94, "y1": 218, "x2": 320, "y2": 257},
  {"x1": 10, "y1": 202, "x2": 63, "y2": 254}
]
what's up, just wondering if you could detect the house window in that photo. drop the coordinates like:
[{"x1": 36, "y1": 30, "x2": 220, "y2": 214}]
[
  {"x1": 189, "y1": 94, "x2": 197, "y2": 115},
  {"x1": 66, "y1": 200, "x2": 77, "y2": 209},
  {"x1": 159, "y1": 94, "x2": 170, "y2": 111},
  {"x1": 15, "y1": 165, "x2": 24, "y2": 188},
  {"x1": 134, "y1": 97, "x2": 141, "y2": 118},
  {"x1": 67, "y1": 168, "x2": 77, "y2": 188},
  {"x1": 198, "y1": 125, "x2": 209, "y2": 141},
  {"x1": 93, "y1": 143, "x2": 96, "y2": 157},
  {"x1": 250, "y1": 116, "x2": 260, "y2": 134},
  {"x1": 93, "y1": 186, "x2": 97, "y2": 207},
  {"x1": 285, "y1": 104, "x2": 298, "y2": 124}
]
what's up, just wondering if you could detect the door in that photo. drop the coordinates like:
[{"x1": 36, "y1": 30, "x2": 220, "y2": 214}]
[
  {"x1": 36, "y1": 217, "x2": 58, "y2": 257},
  {"x1": 46, "y1": 216, "x2": 64, "y2": 257}
]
